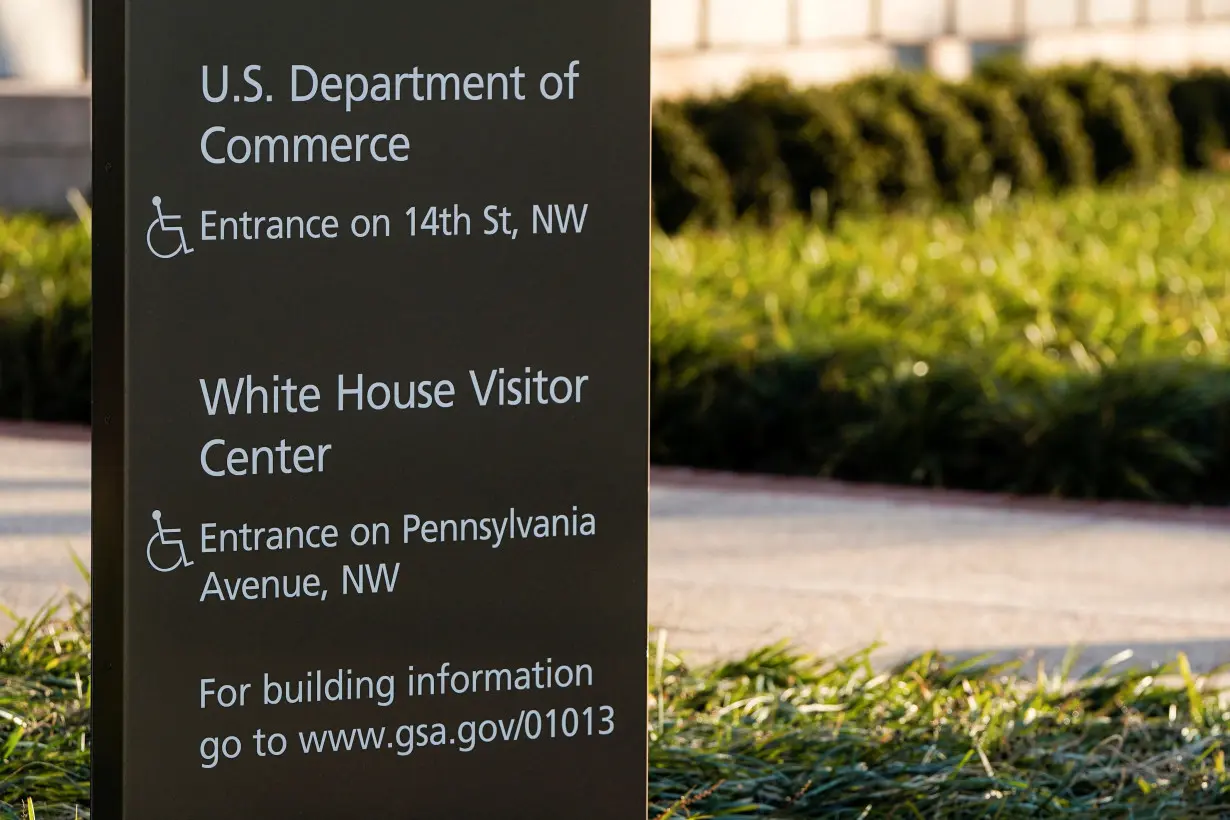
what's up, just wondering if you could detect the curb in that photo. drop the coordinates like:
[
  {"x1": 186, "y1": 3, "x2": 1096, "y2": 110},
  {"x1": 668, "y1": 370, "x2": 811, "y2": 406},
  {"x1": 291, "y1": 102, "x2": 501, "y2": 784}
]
[
  {"x1": 0, "y1": 420, "x2": 91, "y2": 443},
  {"x1": 651, "y1": 466, "x2": 1230, "y2": 528}
]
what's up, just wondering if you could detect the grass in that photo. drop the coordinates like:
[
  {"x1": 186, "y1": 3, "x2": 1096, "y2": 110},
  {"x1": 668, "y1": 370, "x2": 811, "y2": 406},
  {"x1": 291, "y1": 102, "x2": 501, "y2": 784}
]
[
  {"x1": 654, "y1": 174, "x2": 1230, "y2": 373},
  {"x1": 649, "y1": 641, "x2": 1230, "y2": 818},
  {"x1": 0, "y1": 598, "x2": 1227, "y2": 818},
  {"x1": 0, "y1": 597, "x2": 89, "y2": 820},
  {"x1": 0, "y1": 203, "x2": 92, "y2": 424},
  {"x1": 652, "y1": 173, "x2": 1230, "y2": 503},
  {"x1": 653, "y1": 172, "x2": 1230, "y2": 373}
]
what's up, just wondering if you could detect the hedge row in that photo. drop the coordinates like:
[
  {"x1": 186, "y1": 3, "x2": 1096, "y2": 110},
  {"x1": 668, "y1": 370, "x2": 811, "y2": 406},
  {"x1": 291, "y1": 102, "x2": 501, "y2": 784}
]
[
  {"x1": 0, "y1": 215, "x2": 92, "y2": 424},
  {"x1": 651, "y1": 175, "x2": 1230, "y2": 505},
  {"x1": 653, "y1": 63, "x2": 1230, "y2": 231}
]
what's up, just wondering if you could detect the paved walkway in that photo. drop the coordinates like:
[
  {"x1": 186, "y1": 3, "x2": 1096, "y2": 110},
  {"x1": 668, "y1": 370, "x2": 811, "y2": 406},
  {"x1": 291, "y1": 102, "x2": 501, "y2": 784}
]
[
  {"x1": 0, "y1": 431, "x2": 91, "y2": 618},
  {"x1": 3, "y1": 427, "x2": 1229, "y2": 674},
  {"x1": 652, "y1": 470, "x2": 1230, "y2": 674}
]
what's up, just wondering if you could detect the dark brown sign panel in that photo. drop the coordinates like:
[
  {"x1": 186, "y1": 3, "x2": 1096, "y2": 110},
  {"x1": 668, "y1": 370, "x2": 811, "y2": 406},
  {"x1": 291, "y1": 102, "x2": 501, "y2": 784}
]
[{"x1": 92, "y1": 2, "x2": 650, "y2": 816}]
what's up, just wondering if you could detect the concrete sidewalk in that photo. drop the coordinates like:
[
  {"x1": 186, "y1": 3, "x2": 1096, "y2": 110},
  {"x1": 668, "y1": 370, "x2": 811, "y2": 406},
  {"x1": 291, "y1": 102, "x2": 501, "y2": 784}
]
[
  {"x1": 3, "y1": 428, "x2": 1229, "y2": 673},
  {"x1": 651, "y1": 470, "x2": 1230, "y2": 673},
  {"x1": 0, "y1": 431, "x2": 90, "y2": 617}
]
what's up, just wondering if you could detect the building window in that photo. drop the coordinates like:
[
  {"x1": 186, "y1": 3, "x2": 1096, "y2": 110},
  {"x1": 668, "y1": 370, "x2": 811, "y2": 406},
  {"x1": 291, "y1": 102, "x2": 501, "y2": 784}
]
[
  {"x1": 971, "y1": 40, "x2": 1023, "y2": 68},
  {"x1": 893, "y1": 43, "x2": 928, "y2": 70}
]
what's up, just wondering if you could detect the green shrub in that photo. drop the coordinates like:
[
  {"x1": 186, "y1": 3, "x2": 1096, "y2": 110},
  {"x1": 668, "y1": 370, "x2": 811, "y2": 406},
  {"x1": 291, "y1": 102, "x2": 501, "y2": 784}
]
[
  {"x1": 771, "y1": 84, "x2": 878, "y2": 220},
  {"x1": 653, "y1": 350, "x2": 1230, "y2": 502},
  {"x1": 857, "y1": 73, "x2": 993, "y2": 203},
  {"x1": 660, "y1": 64, "x2": 1220, "y2": 224},
  {"x1": 949, "y1": 80, "x2": 1046, "y2": 194},
  {"x1": 697, "y1": 78, "x2": 879, "y2": 224},
  {"x1": 1110, "y1": 68, "x2": 1182, "y2": 170},
  {"x1": 652, "y1": 176, "x2": 1230, "y2": 504},
  {"x1": 1000, "y1": 77, "x2": 1096, "y2": 188},
  {"x1": 838, "y1": 85, "x2": 937, "y2": 209},
  {"x1": 651, "y1": 101, "x2": 735, "y2": 233},
  {"x1": 680, "y1": 86, "x2": 797, "y2": 225},
  {"x1": 1048, "y1": 64, "x2": 1157, "y2": 182},
  {"x1": 974, "y1": 52, "x2": 1029, "y2": 85},
  {"x1": 1167, "y1": 69, "x2": 1230, "y2": 169},
  {"x1": 0, "y1": 214, "x2": 92, "y2": 423}
]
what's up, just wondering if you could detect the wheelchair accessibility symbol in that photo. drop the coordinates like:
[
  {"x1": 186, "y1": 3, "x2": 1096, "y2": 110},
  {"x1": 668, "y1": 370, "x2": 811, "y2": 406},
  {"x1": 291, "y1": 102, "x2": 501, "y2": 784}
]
[
  {"x1": 147, "y1": 510, "x2": 194, "y2": 573},
  {"x1": 146, "y1": 196, "x2": 195, "y2": 260}
]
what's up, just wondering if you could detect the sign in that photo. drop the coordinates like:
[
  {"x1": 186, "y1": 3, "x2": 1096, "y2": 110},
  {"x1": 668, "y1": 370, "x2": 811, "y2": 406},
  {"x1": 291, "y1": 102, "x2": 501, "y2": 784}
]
[{"x1": 91, "y1": 2, "x2": 650, "y2": 816}]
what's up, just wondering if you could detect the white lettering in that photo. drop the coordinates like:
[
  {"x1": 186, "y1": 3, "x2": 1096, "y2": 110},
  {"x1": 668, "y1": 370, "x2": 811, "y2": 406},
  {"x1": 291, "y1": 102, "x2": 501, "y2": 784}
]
[
  {"x1": 286, "y1": 65, "x2": 528, "y2": 108},
  {"x1": 401, "y1": 507, "x2": 595, "y2": 549},
  {"x1": 201, "y1": 571, "x2": 324, "y2": 602},
  {"x1": 337, "y1": 374, "x2": 455, "y2": 411},
  {"x1": 201, "y1": 439, "x2": 332, "y2": 477},
  {"x1": 291, "y1": 65, "x2": 319, "y2": 101},
  {"x1": 199, "y1": 125, "x2": 409, "y2": 165}
]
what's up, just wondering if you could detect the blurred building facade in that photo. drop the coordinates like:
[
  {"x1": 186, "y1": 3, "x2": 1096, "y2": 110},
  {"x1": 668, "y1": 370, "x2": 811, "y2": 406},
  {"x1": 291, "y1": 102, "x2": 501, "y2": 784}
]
[
  {"x1": 2, "y1": 0, "x2": 1230, "y2": 211},
  {"x1": 0, "y1": 0, "x2": 87, "y2": 83},
  {"x1": 0, "y1": 0, "x2": 89, "y2": 213},
  {"x1": 652, "y1": 0, "x2": 1230, "y2": 95}
]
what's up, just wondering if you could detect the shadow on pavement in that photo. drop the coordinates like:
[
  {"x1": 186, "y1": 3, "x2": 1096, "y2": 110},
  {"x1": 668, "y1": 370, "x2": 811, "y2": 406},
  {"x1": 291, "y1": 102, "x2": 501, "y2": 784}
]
[
  {"x1": 0, "y1": 512, "x2": 90, "y2": 537},
  {"x1": 925, "y1": 637, "x2": 1230, "y2": 677},
  {"x1": 0, "y1": 478, "x2": 90, "y2": 492}
]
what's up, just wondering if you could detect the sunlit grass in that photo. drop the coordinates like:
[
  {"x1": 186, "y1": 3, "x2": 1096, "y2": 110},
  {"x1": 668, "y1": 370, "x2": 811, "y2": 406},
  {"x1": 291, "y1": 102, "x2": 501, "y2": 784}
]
[
  {"x1": 2, "y1": 598, "x2": 1227, "y2": 818},
  {"x1": 651, "y1": 173, "x2": 1230, "y2": 502},
  {"x1": 649, "y1": 641, "x2": 1230, "y2": 817},
  {"x1": 0, "y1": 597, "x2": 89, "y2": 820},
  {"x1": 653, "y1": 173, "x2": 1230, "y2": 377}
]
